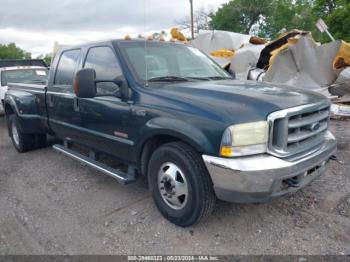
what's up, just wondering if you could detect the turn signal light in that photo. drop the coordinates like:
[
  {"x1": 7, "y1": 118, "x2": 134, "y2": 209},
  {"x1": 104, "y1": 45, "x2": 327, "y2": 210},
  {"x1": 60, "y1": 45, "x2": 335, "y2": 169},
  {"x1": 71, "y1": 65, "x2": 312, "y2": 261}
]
[{"x1": 220, "y1": 146, "x2": 232, "y2": 157}]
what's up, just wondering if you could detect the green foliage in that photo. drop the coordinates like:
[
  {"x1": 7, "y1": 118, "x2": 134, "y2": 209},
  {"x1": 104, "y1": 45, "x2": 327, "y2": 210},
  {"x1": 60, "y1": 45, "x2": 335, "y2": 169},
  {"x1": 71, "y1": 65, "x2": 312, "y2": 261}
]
[
  {"x1": 210, "y1": 0, "x2": 350, "y2": 42},
  {"x1": 37, "y1": 53, "x2": 53, "y2": 66},
  {"x1": 210, "y1": 0, "x2": 273, "y2": 34},
  {"x1": 0, "y1": 43, "x2": 31, "y2": 59},
  {"x1": 262, "y1": 0, "x2": 314, "y2": 38},
  {"x1": 313, "y1": 0, "x2": 339, "y2": 17},
  {"x1": 323, "y1": 2, "x2": 350, "y2": 42}
]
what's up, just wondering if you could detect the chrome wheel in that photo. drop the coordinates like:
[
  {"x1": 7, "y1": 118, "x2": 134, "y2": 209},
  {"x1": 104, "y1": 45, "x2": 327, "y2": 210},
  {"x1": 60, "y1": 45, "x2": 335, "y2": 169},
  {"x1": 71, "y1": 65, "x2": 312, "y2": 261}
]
[
  {"x1": 158, "y1": 162, "x2": 188, "y2": 210},
  {"x1": 12, "y1": 121, "x2": 19, "y2": 146}
]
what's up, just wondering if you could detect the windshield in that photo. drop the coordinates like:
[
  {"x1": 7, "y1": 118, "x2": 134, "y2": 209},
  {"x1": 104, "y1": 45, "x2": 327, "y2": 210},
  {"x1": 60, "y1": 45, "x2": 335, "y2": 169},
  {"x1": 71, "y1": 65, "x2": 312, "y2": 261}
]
[
  {"x1": 118, "y1": 41, "x2": 231, "y2": 84},
  {"x1": 1, "y1": 68, "x2": 48, "y2": 86}
]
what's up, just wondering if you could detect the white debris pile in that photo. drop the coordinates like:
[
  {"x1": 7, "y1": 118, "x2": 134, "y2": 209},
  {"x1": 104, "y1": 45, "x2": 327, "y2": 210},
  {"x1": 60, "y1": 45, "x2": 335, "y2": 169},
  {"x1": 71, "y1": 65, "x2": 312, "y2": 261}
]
[
  {"x1": 191, "y1": 30, "x2": 265, "y2": 76},
  {"x1": 191, "y1": 30, "x2": 350, "y2": 118},
  {"x1": 191, "y1": 30, "x2": 252, "y2": 54}
]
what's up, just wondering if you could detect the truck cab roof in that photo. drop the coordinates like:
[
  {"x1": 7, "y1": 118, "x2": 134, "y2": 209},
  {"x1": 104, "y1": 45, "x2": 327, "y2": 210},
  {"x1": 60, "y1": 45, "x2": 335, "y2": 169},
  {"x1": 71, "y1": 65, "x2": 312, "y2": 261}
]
[{"x1": 56, "y1": 38, "x2": 186, "y2": 53}]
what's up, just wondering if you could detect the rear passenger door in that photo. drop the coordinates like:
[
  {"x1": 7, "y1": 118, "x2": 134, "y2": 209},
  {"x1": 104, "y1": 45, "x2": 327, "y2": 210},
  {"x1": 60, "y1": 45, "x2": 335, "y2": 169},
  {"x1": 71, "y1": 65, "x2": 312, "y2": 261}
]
[{"x1": 47, "y1": 49, "x2": 82, "y2": 141}]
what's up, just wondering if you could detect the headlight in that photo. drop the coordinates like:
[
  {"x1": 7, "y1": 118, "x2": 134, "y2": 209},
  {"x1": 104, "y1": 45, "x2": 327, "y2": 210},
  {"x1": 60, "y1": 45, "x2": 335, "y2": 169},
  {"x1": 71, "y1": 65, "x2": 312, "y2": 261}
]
[{"x1": 220, "y1": 121, "x2": 268, "y2": 157}]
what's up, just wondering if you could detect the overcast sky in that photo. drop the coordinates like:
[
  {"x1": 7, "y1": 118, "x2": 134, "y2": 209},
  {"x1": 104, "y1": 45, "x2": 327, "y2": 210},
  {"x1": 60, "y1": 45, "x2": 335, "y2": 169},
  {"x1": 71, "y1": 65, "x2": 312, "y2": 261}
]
[{"x1": 0, "y1": 0, "x2": 227, "y2": 57}]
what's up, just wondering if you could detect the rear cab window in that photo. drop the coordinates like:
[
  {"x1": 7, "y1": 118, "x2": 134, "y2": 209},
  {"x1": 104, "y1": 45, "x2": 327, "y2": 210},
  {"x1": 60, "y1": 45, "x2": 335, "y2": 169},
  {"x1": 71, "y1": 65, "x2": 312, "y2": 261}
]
[{"x1": 54, "y1": 49, "x2": 81, "y2": 91}]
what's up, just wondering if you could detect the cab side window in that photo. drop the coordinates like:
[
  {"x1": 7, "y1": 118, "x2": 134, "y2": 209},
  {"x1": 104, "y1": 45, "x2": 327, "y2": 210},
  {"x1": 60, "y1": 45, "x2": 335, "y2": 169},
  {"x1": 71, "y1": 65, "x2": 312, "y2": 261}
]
[
  {"x1": 54, "y1": 49, "x2": 81, "y2": 86},
  {"x1": 84, "y1": 46, "x2": 123, "y2": 95}
]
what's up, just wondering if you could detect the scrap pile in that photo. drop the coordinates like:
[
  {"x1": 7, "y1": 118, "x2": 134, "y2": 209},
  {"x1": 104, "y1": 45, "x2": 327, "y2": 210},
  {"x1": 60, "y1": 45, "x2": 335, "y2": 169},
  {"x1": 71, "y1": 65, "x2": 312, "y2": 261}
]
[
  {"x1": 190, "y1": 30, "x2": 350, "y2": 118},
  {"x1": 190, "y1": 30, "x2": 265, "y2": 71}
]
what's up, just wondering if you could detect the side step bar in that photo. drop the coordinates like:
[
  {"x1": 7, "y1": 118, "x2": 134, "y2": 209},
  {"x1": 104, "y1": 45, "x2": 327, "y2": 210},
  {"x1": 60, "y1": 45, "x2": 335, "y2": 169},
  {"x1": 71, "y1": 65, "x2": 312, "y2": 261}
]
[{"x1": 53, "y1": 144, "x2": 136, "y2": 185}]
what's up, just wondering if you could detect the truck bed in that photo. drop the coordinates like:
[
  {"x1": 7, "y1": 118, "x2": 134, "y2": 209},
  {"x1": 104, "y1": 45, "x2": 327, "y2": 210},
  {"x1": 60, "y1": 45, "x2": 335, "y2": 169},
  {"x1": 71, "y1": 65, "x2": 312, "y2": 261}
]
[{"x1": 8, "y1": 82, "x2": 46, "y2": 92}]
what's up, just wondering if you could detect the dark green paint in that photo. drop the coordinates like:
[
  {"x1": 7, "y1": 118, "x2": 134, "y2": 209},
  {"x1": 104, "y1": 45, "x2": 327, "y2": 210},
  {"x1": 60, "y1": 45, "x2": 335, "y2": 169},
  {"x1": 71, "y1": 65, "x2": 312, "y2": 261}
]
[{"x1": 4, "y1": 39, "x2": 329, "y2": 167}]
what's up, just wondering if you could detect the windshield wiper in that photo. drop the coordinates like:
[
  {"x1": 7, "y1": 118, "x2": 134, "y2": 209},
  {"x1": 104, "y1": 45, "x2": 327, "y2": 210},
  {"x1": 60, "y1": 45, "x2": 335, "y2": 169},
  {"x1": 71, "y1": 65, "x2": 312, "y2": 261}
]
[
  {"x1": 148, "y1": 76, "x2": 189, "y2": 82},
  {"x1": 185, "y1": 77, "x2": 211, "y2": 81},
  {"x1": 147, "y1": 75, "x2": 232, "y2": 83},
  {"x1": 207, "y1": 76, "x2": 233, "y2": 80}
]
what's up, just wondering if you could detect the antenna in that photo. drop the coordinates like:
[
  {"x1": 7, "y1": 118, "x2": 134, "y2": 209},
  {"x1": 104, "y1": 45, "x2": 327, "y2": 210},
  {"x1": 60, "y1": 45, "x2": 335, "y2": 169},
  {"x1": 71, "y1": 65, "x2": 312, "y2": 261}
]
[{"x1": 144, "y1": 0, "x2": 149, "y2": 87}]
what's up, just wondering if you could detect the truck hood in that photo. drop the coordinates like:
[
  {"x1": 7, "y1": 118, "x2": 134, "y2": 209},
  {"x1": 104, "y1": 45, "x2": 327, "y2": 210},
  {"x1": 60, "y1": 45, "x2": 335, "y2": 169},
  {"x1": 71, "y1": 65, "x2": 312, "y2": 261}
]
[{"x1": 152, "y1": 80, "x2": 328, "y2": 124}]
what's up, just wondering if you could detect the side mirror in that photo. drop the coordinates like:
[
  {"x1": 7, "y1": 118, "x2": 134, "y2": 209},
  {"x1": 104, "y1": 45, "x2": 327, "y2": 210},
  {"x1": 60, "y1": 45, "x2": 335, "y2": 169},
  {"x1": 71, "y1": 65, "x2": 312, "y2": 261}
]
[
  {"x1": 112, "y1": 77, "x2": 123, "y2": 87},
  {"x1": 113, "y1": 76, "x2": 130, "y2": 99},
  {"x1": 74, "y1": 68, "x2": 97, "y2": 98},
  {"x1": 96, "y1": 76, "x2": 129, "y2": 99}
]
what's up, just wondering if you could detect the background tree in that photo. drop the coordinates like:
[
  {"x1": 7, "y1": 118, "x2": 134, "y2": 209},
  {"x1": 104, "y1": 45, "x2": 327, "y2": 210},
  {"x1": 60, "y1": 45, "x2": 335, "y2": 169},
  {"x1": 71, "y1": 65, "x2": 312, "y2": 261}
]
[
  {"x1": 208, "y1": 0, "x2": 350, "y2": 42},
  {"x1": 177, "y1": 7, "x2": 212, "y2": 35},
  {"x1": 312, "y1": 0, "x2": 350, "y2": 42},
  {"x1": 261, "y1": 0, "x2": 314, "y2": 38},
  {"x1": 37, "y1": 53, "x2": 53, "y2": 66},
  {"x1": 209, "y1": 0, "x2": 274, "y2": 35},
  {"x1": 326, "y1": 2, "x2": 350, "y2": 42},
  {"x1": 313, "y1": 0, "x2": 340, "y2": 16},
  {"x1": 0, "y1": 43, "x2": 31, "y2": 59}
]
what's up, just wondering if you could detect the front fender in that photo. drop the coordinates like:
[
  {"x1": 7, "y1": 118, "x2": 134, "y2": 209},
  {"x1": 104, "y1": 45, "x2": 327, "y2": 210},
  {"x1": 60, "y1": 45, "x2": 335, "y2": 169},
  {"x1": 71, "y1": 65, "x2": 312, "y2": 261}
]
[{"x1": 135, "y1": 117, "x2": 218, "y2": 157}]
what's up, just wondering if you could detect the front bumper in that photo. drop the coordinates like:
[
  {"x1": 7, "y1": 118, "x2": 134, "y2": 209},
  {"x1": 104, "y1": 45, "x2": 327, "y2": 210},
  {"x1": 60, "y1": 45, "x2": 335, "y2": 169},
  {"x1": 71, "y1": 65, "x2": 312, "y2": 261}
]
[{"x1": 203, "y1": 131, "x2": 337, "y2": 203}]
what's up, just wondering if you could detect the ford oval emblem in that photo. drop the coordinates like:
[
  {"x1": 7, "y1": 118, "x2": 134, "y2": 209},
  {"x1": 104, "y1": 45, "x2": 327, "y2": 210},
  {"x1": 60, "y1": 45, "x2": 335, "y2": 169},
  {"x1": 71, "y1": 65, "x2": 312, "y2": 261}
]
[{"x1": 310, "y1": 122, "x2": 321, "y2": 132}]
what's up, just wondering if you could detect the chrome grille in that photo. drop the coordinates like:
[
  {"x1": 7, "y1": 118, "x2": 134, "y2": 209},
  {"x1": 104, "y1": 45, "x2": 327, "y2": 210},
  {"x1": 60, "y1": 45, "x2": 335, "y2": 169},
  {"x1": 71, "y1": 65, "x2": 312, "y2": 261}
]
[{"x1": 267, "y1": 101, "x2": 330, "y2": 158}]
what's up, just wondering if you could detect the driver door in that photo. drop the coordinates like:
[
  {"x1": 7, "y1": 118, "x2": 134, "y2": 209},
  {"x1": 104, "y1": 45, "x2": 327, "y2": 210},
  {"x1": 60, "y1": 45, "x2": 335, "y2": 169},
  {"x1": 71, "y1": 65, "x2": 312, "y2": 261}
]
[{"x1": 77, "y1": 46, "x2": 133, "y2": 161}]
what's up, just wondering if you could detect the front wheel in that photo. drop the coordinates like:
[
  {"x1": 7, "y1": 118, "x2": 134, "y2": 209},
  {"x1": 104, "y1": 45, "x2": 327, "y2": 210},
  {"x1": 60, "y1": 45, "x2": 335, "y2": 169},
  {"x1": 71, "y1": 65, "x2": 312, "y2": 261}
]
[{"x1": 148, "y1": 142, "x2": 216, "y2": 227}]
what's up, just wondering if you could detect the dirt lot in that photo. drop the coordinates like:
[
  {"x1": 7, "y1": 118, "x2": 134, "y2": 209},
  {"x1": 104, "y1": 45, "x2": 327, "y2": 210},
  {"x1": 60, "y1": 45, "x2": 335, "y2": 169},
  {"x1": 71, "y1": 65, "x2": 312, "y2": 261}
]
[{"x1": 0, "y1": 117, "x2": 349, "y2": 255}]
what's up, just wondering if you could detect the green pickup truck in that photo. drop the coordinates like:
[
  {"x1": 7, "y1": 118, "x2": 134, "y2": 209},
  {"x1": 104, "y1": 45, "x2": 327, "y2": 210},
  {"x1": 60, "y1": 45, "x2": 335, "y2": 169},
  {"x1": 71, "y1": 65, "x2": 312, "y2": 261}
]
[{"x1": 4, "y1": 39, "x2": 337, "y2": 226}]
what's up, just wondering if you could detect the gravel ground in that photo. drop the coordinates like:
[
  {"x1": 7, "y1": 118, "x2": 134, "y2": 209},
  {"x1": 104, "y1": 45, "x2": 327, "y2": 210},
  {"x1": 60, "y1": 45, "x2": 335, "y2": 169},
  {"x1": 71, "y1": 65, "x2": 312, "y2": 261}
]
[{"x1": 0, "y1": 117, "x2": 349, "y2": 255}]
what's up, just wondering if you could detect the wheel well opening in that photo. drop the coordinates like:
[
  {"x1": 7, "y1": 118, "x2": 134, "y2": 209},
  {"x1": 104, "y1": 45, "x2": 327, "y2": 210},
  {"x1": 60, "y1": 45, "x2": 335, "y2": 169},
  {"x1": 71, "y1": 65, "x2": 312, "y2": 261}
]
[
  {"x1": 140, "y1": 135, "x2": 180, "y2": 176},
  {"x1": 4, "y1": 103, "x2": 14, "y2": 115}
]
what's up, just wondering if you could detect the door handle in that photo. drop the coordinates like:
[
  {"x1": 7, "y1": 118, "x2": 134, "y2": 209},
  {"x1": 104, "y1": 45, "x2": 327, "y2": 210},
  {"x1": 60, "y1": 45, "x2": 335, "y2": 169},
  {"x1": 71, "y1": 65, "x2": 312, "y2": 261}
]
[
  {"x1": 131, "y1": 108, "x2": 147, "y2": 116},
  {"x1": 48, "y1": 94, "x2": 54, "y2": 107},
  {"x1": 74, "y1": 97, "x2": 79, "y2": 112}
]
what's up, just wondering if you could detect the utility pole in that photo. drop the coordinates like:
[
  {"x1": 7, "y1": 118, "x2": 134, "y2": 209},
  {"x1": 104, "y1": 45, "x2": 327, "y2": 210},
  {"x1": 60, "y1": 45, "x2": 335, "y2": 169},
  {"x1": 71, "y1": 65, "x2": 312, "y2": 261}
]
[
  {"x1": 316, "y1": 18, "x2": 335, "y2": 41},
  {"x1": 190, "y1": 0, "x2": 194, "y2": 39}
]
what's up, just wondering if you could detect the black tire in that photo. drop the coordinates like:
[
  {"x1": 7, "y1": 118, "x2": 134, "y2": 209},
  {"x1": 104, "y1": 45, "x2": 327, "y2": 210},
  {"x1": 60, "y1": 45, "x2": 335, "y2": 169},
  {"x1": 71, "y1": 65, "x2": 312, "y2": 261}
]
[
  {"x1": 35, "y1": 134, "x2": 47, "y2": 149},
  {"x1": 0, "y1": 101, "x2": 5, "y2": 116},
  {"x1": 148, "y1": 141, "x2": 216, "y2": 227},
  {"x1": 8, "y1": 114, "x2": 34, "y2": 153}
]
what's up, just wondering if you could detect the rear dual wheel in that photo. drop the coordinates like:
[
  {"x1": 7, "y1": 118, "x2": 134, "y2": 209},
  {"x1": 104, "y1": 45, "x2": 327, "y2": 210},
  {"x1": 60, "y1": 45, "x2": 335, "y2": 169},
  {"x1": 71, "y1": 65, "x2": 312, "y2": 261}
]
[
  {"x1": 148, "y1": 141, "x2": 216, "y2": 227},
  {"x1": 8, "y1": 114, "x2": 46, "y2": 153}
]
